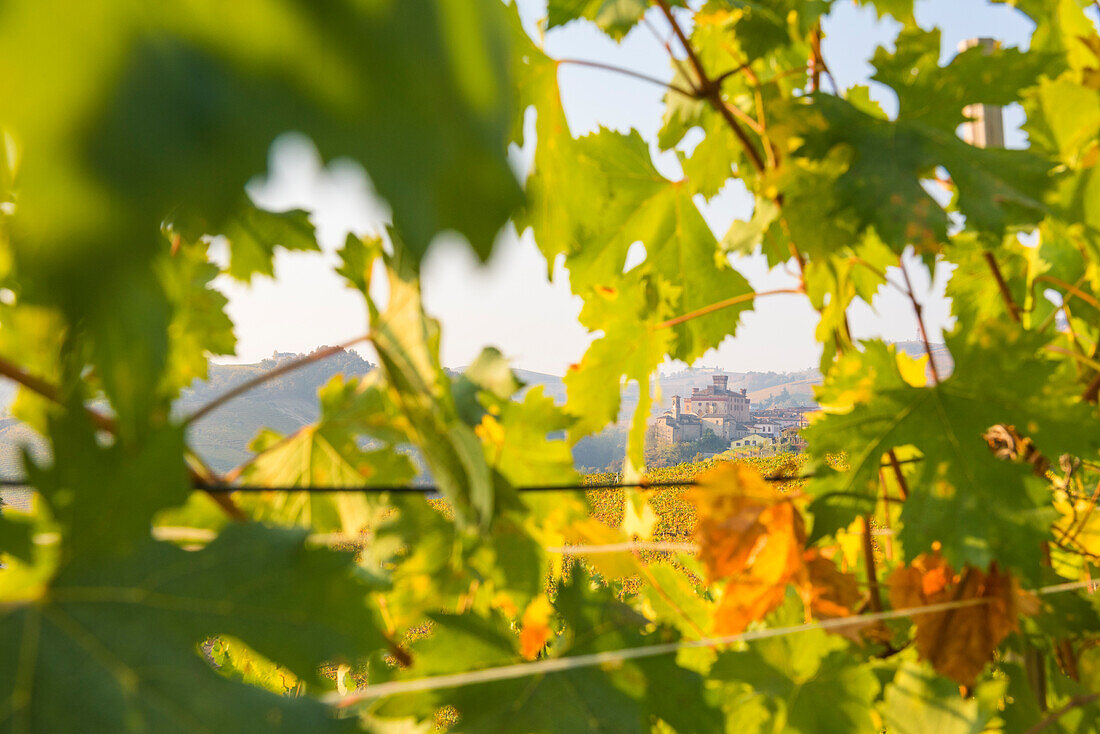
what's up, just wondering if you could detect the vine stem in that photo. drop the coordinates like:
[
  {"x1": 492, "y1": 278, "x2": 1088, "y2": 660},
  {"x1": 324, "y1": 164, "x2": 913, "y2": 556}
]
[
  {"x1": 1024, "y1": 692, "x2": 1100, "y2": 734},
  {"x1": 898, "y1": 258, "x2": 942, "y2": 384},
  {"x1": 983, "y1": 251, "x2": 1022, "y2": 322},
  {"x1": 183, "y1": 334, "x2": 371, "y2": 426},
  {"x1": 1035, "y1": 275, "x2": 1100, "y2": 312},
  {"x1": 887, "y1": 450, "x2": 910, "y2": 501},
  {"x1": 862, "y1": 516, "x2": 883, "y2": 613},
  {"x1": 556, "y1": 58, "x2": 696, "y2": 98},
  {"x1": 653, "y1": 288, "x2": 802, "y2": 330},
  {"x1": 653, "y1": 0, "x2": 765, "y2": 174}
]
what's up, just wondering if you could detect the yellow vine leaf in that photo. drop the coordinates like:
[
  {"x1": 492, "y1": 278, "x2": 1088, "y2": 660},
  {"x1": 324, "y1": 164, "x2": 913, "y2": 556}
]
[{"x1": 562, "y1": 518, "x2": 639, "y2": 579}]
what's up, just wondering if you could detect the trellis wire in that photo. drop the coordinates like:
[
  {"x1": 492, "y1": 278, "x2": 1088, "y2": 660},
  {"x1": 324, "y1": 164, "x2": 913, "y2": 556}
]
[
  {"x1": 0, "y1": 457, "x2": 922, "y2": 494},
  {"x1": 327, "y1": 578, "x2": 1099, "y2": 707}
]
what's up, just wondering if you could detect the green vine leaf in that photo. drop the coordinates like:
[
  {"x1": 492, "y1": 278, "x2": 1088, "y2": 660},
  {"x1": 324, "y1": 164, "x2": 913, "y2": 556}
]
[
  {"x1": 805, "y1": 328, "x2": 1098, "y2": 578},
  {"x1": 234, "y1": 374, "x2": 416, "y2": 534},
  {"x1": 711, "y1": 596, "x2": 880, "y2": 734},
  {"x1": 880, "y1": 662, "x2": 1005, "y2": 734},
  {"x1": 377, "y1": 570, "x2": 722, "y2": 733},
  {"x1": 0, "y1": 524, "x2": 387, "y2": 734}
]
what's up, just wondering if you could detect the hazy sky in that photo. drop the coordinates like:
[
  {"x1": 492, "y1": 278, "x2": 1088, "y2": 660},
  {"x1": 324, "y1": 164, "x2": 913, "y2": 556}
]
[{"x1": 217, "y1": 0, "x2": 1040, "y2": 376}]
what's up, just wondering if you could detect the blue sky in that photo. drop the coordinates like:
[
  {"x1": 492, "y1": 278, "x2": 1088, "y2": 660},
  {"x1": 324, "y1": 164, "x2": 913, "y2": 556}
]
[{"x1": 219, "y1": 0, "x2": 1043, "y2": 375}]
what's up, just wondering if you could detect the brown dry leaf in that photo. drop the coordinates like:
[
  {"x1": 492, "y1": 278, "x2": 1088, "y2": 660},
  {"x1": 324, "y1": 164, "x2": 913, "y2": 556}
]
[
  {"x1": 887, "y1": 553, "x2": 1034, "y2": 684},
  {"x1": 803, "y1": 548, "x2": 863, "y2": 619},
  {"x1": 518, "y1": 596, "x2": 553, "y2": 661},
  {"x1": 801, "y1": 548, "x2": 877, "y2": 644}
]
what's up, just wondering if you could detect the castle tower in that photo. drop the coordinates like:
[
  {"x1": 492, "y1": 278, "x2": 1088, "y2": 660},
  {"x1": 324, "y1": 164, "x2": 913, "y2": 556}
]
[{"x1": 672, "y1": 395, "x2": 681, "y2": 419}]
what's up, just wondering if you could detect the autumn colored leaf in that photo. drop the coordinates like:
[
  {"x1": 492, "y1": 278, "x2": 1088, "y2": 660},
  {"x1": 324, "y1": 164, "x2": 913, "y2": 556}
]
[
  {"x1": 519, "y1": 596, "x2": 554, "y2": 661},
  {"x1": 687, "y1": 463, "x2": 809, "y2": 634},
  {"x1": 888, "y1": 552, "x2": 1038, "y2": 684},
  {"x1": 803, "y1": 548, "x2": 863, "y2": 620}
]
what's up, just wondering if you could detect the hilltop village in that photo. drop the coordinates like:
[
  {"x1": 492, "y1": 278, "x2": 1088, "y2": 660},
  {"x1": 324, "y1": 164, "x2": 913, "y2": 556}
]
[{"x1": 651, "y1": 375, "x2": 815, "y2": 456}]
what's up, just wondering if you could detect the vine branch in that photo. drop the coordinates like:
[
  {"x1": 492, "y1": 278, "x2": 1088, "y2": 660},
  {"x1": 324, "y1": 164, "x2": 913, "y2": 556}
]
[
  {"x1": 1036, "y1": 275, "x2": 1100, "y2": 312},
  {"x1": 556, "y1": 58, "x2": 696, "y2": 98},
  {"x1": 898, "y1": 258, "x2": 942, "y2": 384},
  {"x1": 983, "y1": 251, "x2": 1022, "y2": 323},
  {"x1": 862, "y1": 515, "x2": 883, "y2": 613},
  {"x1": 653, "y1": 0, "x2": 765, "y2": 174},
  {"x1": 653, "y1": 288, "x2": 802, "y2": 330},
  {"x1": 0, "y1": 354, "x2": 244, "y2": 520}
]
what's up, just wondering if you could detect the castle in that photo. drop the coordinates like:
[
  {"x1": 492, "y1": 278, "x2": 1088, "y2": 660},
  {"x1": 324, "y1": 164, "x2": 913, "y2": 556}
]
[{"x1": 653, "y1": 375, "x2": 751, "y2": 444}]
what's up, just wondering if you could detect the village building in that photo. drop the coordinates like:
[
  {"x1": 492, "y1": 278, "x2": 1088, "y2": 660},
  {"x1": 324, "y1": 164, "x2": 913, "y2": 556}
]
[
  {"x1": 731, "y1": 433, "x2": 773, "y2": 449},
  {"x1": 652, "y1": 375, "x2": 752, "y2": 445},
  {"x1": 781, "y1": 426, "x2": 807, "y2": 452},
  {"x1": 686, "y1": 375, "x2": 750, "y2": 424},
  {"x1": 652, "y1": 396, "x2": 705, "y2": 444},
  {"x1": 751, "y1": 419, "x2": 780, "y2": 437}
]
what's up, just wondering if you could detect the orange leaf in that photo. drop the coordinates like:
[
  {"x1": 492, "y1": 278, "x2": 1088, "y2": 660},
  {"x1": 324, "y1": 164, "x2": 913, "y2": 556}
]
[
  {"x1": 518, "y1": 596, "x2": 553, "y2": 661},
  {"x1": 688, "y1": 464, "x2": 809, "y2": 634},
  {"x1": 803, "y1": 549, "x2": 863, "y2": 619},
  {"x1": 686, "y1": 463, "x2": 802, "y2": 583},
  {"x1": 887, "y1": 553, "x2": 1034, "y2": 685},
  {"x1": 802, "y1": 548, "x2": 876, "y2": 643}
]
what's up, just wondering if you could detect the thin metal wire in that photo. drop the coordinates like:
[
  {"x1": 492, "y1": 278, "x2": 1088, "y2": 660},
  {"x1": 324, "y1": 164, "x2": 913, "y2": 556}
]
[
  {"x1": 0, "y1": 457, "x2": 925, "y2": 494},
  {"x1": 327, "y1": 578, "x2": 1100, "y2": 706}
]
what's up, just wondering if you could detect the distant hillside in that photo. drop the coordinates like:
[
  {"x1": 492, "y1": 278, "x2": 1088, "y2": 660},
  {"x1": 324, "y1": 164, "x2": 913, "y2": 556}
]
[
  {"x1": 746, "y1": 376, "x2": 819, "y2": 403},
  {"x1": 178, "y1": 349, "x2": 375, "y2": 472},
  {"x1": 0, "y1": 340, "x2": 949, "y2": 482}
]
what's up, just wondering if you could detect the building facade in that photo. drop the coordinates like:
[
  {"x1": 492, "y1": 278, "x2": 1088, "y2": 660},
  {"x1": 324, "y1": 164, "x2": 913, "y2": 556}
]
[
  {"x1": 652, "y1": 395, "x2": 705, "y2": 445},
  {"x1": 685, "y1": 375, "x2": 751, "y2": 424}
]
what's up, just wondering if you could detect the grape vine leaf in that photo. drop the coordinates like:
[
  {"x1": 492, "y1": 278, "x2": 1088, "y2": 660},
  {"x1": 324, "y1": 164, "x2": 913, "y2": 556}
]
[
  {"x1": 172, "y1": 200, "x2": 321, "y2": 284},
  {"x1": 880, "y1": 662, "x2": 1005, "y2": 734},
  {"x1": 871, "y1": 27, "x2": 1049, "y2": 132},
  {"x1": 523, "y1": 123, "x2": 753, "y2": 462},
  {"x1": 476, "y1": 387, "x2": 577, "y2": 487},
  {"x1": 888, "y1": 554, "x2": 1037, "y2": 684},
  {"x1": 547, "y1": 0, "x2": 663, "y2": 40},
  {"x1": 711, "y1": 596, "x2": 880, "y2": 734},
  {"x1": 25, "y1": 416, "x2": 191, "y2": 568},
  {"x1": 0, "y1": 0, "x2": 521, "y2": 274},
  {"x1": 792, "y1": 94, "x2": 1052, "y2": 253},
  {"x1": 0, "y1": 0, "x2": 523, "y2": 447},
  {"x1": 377, "y1": 570, "x2": 722, "y2": 733},
  {"x1": 0, "y1": 524, "x2": 388, "y2": 734},
  {"x1": 156, "y1": 237, "x2": 236, "y2": 397},
  {"x1": 804, "y1": 327, "x2": 1098, "y2": 579},
  {"x1": 376, "y1": 494, "x2": 547, "y2": 629},
  {"x1": 854, "y1": 0, "x2": 915, "y2": 22},
  {"x1": 340, "y1": 234, "x2": 496, "y2": 528},
  {"x1": 687, "y1": 463, "x2": 808, "y2": 634},
  {"x1": 0, "y1": 514, "x2": 33, "y2": 565},
  {"x1": 232, "y1": 374, "x2": 416, "y2": 534}
]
